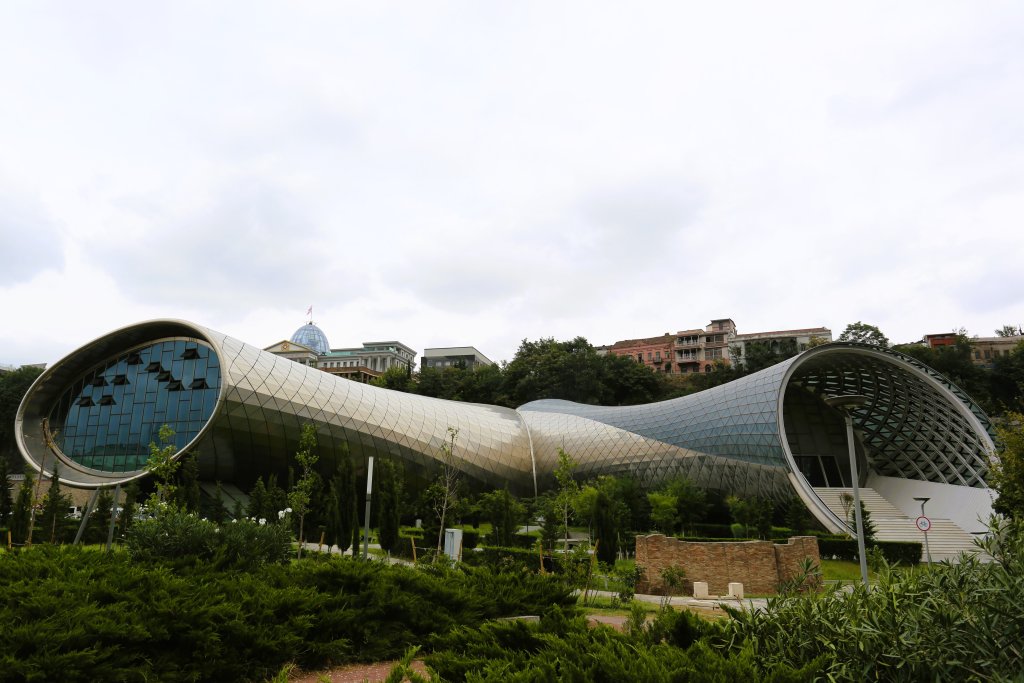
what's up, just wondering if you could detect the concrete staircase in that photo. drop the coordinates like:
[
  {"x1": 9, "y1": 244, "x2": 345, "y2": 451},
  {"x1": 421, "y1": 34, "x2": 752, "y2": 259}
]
[{"x1": 813, "y1": 487, "x2": 981, "y2": 562}]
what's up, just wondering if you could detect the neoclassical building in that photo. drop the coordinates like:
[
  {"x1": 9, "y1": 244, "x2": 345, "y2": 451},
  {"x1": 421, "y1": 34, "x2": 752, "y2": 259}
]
[{"x1": 16, "y1": 319, "x2": 996, "y2": 542}]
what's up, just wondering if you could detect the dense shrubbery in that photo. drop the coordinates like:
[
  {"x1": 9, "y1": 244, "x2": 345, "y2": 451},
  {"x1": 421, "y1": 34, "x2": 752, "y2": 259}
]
[
  {"x1": 424, "y1": 606, "x2": 821, "y2": 682},
  {"x1": 718, "y1": 519, "x2": 1024, "y2": 681},
  {"x1": 816, "y1": 535, "x2": 921, "y2": 565},
  {"x1": 125, "y1": 507, "x2": 292, "y2": 570},
  {"x1": 462, "y1": 545, "x2": 545, "y2": 573},
  {"x1": 0, "y1": 545, "x2": 575, "y2": 682}
]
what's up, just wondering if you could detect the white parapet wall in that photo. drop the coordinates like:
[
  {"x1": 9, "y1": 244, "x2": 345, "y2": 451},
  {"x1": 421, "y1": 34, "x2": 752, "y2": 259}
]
[{"x1": 867, "y1": 474, "x2": 995, "y2": 534}]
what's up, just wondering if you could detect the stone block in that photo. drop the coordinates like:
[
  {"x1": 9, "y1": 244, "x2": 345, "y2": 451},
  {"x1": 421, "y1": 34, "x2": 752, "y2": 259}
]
[
  {"x1": 727, "y1": 582, "x2": 744, "y2": 599},
  {"x1": 693, "y1": 581, "x2": 710, "y2": 599}
]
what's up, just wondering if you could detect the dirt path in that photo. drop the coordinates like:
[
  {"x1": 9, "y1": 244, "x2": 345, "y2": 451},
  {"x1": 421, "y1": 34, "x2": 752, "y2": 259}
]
[{"x1": 289, "y1": 659, "x2": 429, "y2": 683}]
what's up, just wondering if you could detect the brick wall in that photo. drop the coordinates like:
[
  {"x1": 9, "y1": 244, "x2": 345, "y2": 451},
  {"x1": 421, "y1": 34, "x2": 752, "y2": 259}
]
[{"x1": 635, "y1": 534, "x2": 820, "y2": 596}]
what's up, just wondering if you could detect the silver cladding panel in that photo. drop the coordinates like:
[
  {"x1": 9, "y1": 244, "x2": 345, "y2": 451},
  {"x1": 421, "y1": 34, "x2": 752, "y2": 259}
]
[{"x1": 18, "y1": 322, "x2": 994, "y2": 522}]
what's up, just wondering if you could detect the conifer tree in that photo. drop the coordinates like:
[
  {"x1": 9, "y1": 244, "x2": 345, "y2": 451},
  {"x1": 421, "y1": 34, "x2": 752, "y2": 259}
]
[
  {"x1": 0, "y1": 458, "x2": 13, "y2": 527},
  {"x1": 174, "y1": 452, "x2": 201, "y2": 513},
  {"x1": 210, "y1": 482, "x2": 227, "y2": 524},
  {"x1": 376, "y1": 457, "x2": 402, "y2": 554},
  {"x1": 265, "y1": 474, "x2": 288, "y2": 521},
  {"x1": 91, "y1": 489, "x2": 114, "y2": 544},
  {"x1": 121, "y1": 482, "x2": 140, "y2": 535},
  {"x1": 593, "y1": 488, "x2": 618, "y2": 564},
  {"x1": 247, "y1": 477, "x2": 268, "y2": 520},
  {"x1": 11, "y1": 472, "x2": 34, "y2": 544},
  {"x1": 328, "y1": 443, "x2": 357, "y2": 553},
  {"x1": 40, "y1": 464, "x2": 70, "y2": 543}
]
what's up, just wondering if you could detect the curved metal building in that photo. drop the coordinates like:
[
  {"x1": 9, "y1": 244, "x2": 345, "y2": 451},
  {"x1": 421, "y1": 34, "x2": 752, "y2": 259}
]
[{"x1": 17, "y1": 319, "x2": 996, "y2": 536}]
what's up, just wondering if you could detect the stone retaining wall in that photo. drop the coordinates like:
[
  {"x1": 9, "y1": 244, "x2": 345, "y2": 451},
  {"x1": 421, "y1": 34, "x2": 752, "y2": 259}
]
[{"x1": 635, "y1": 534, "x2": 820, "y2": 596}]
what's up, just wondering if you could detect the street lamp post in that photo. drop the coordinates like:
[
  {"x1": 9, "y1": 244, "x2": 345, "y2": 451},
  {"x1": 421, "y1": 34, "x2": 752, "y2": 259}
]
[
  {"x1": 913, "y1": 497, "x2": 932, "y2": 566},
  {"x1": 362, "y1": 455, "x2": 375, "y2": 560},
  {"x1": 824, "y1": 394, "x2": 870, "y2": 589}
]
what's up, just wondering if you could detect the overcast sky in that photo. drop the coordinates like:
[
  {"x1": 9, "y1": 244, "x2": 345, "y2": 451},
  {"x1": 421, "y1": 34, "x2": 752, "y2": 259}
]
[{"x1": 2, "y1": 2, "x2": 1022, "y2": 368}]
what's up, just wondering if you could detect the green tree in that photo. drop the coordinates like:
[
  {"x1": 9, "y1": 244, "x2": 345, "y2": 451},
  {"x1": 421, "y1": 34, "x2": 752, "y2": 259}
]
[
  {"x1": 145, "y1": 424, "x2": 180, "y2": 506},
  {"x1": 990, "y1": 413, "x2": 1024, "y2": 519},
  {"x1": 375, "y1": 457, "x2": 402, "y2": 554},
  {"x1": 370, "y1": 365, "x2": 415, "y2": 392},
  {"x1": 599, "y1": 352, "x2": 667, "y2": 406},
  {"x1": 537, "y1": 493, "x2": 560, "y2": 551},
  {"x1": 0, "y1": 365, "x2": 44, "y2": 467},
  {"x1": 502, "y1": 337, "x2": 606, "y2": 406},
  {"x1": 173, "y1": 452, "x2": 201, "y2": 513},
  {"x1": 120, "y1": 482, "x2": 140, "y2": 535},
  {"x1": 247, "y1": 477, "x2": 268, "y2": 520},
  {"x1": 433, "y1": 427, "x2": 461, "y2": 560},
  {"x1": 733, "y1": 338, "x2": 800, "y2": 374},
  {"x1": 783, "y1": 496, "x2": 812, "y2": 534},
  {"x1": 458, "y1": 363, "x2": 505, "y2": 405},
  {"x1": 727, "y1": 495, "x2": 773, "y2": 539},
  {"x1": 995, "y1": 325, "x2": 1022, "y2": 337},
  {"x1": 894, "y1": 334, "x2": 993, "y2": 412},
  {"x1": 479, "y1": 487, "x2": 525, "y2": 547},
  {"x1": 265, "y1": 474, "x2": 288, "y2": 520},
  {"x1": 838, "y1": 321, "x2": 890, "y2": 348},
  {"x1": 89, "y1": 489, "x2": 114, "y2": 544},
  {"x1": 664, "y1": 477, "x2": 709, "y2": 535},
  {"x1": 844, "y1": 500, "x2": 877, "y2": 542},
  {"x1": 209, "y1": 482, "x2": 227, "y2": 524},
  {"x1": 10, "y1": 471, "x2": 34, "y2": 544},
  {"x1": 991, "y1": 342, "x2": 1024, "y2": 414},
  {"x1": 553, "y1": 448, "x2": 580, "y2": 552},
  {"x1": 647, "y1": 491, "x2": 678, "y2": 535},
  {"x1": 325, "y1": 445, "x2": 357, "y2": 552},
  {"x1": 615, "y1": 475, "x2": 651, "y2": 535},
  {"x1": 0, "y1": 457, "x2": 13, "y2": 527},
  {"x1": 289, "y1": 424, "x2": 320, "y2": 558},
  {"x1": 592, "y1": 488, "x2": 618, "y2": 563},
  {"x1": 39, "y1": 463, "x2": 70, "y2": 543}
]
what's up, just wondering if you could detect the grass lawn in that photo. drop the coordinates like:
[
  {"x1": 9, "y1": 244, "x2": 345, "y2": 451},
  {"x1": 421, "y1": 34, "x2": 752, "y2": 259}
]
[{"x1": 820, "y1": 558, "x2": 879, "y2": 583}]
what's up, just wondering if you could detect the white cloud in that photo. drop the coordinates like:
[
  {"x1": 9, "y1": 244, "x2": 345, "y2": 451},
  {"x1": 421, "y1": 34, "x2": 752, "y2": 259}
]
[{"x1": 0, "y1": 1, "x2": 1022, "y2": 367}]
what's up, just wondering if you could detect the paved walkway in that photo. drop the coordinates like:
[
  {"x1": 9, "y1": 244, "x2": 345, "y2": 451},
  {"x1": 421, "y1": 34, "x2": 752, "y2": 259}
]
[{"x1": 585, "y1": 588, "x2": 768, "y2": 613}]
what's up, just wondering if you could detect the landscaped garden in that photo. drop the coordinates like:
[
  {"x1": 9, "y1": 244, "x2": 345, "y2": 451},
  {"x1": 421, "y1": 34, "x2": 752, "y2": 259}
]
[{"x1": 0, "y1": 411, "x2": 1022, "y2": 680}]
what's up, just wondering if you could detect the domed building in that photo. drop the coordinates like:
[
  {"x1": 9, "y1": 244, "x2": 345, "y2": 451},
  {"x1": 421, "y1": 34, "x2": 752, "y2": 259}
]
[{"x1": 290, "y1": 322, "x2": 330, "y2": 356}]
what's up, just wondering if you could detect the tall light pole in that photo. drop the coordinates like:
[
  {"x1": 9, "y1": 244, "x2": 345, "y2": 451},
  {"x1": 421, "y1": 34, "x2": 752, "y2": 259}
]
[
  {"x1": 913, "y1": 497, "x2": 932, "y2": 566},
  {"x1": 824, "y1": 394, "x2": 870, "y2": 589},
  {"x1": 362, "y1": 455, "x2": 375, "y2": 560}
]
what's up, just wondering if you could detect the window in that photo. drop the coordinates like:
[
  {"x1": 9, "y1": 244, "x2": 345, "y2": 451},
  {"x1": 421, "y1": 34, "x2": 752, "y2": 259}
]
[
  {"x1": 637, "y1": 353, "x2": 643, "y2": 362},
  {"x1": 655, "y1": 351, "x2": 662, "y2": 361},
  {"x1": 647, "y1": 352, "x2": 652, "y2": 361}
]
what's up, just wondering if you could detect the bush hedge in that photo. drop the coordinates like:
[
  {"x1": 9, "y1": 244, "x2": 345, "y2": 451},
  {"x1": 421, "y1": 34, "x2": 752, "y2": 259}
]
[
  {"x1": 816, "y1": 536, "x2": 921, "y2": 565},
  {"x1": 425, "y1": 605, "x2": 822, "y2": 681},
  {"x1": 719, "y1": 519, "x2": 1024, "y2": 680},
  {"x1": 125, "y1": 508, "x2": 292, "y2": 571},
  {"x1": 0, "y1": 545, "x2": 575, "y2": 682}
]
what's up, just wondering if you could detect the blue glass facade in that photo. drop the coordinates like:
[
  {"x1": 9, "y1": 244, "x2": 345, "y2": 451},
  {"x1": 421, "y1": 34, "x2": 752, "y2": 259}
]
[{"x1": 47, "y1": 339, "x2": 220, "y2": 472}]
